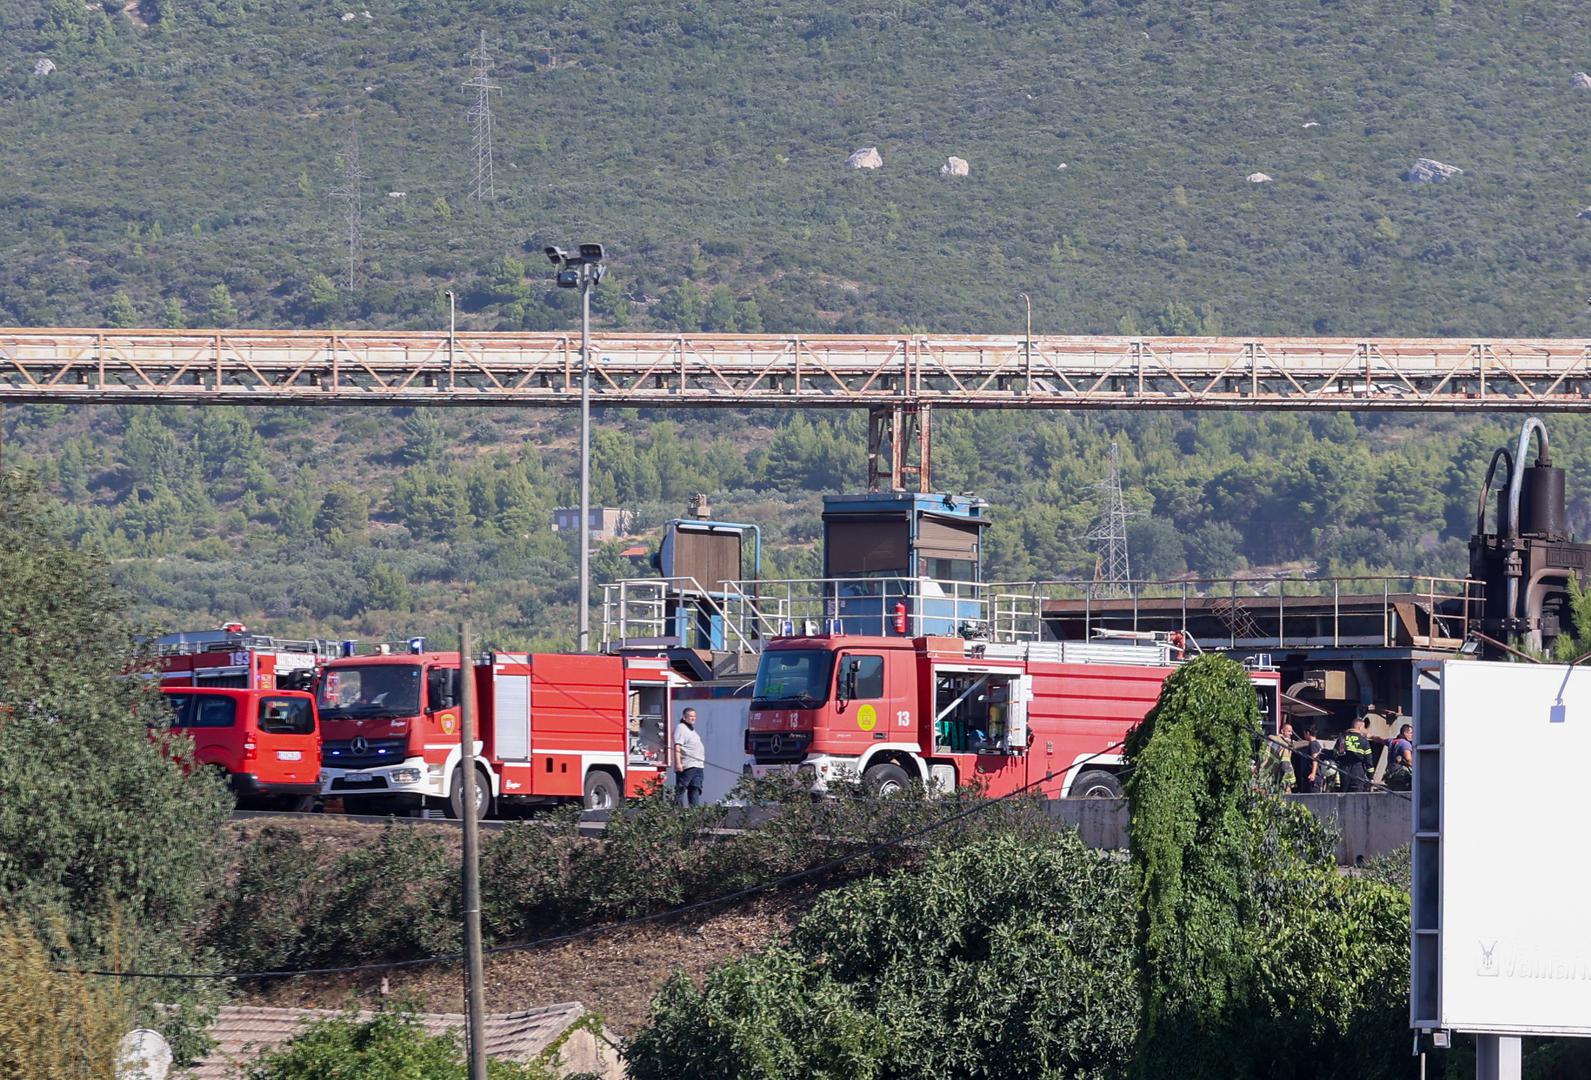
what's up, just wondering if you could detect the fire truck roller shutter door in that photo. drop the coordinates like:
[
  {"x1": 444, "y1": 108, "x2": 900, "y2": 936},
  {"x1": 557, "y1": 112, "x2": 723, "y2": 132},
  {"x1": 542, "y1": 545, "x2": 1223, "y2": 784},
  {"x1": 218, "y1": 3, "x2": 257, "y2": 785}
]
[{"x1": 495, "y1": 672, "x2": 530, "y2": 760}]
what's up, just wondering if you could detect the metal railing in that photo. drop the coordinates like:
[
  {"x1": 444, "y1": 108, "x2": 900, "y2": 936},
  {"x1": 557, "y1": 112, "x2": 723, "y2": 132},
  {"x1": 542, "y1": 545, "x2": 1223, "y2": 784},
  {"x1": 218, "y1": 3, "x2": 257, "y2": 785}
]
[
  {"x1": 600, "y1": 576, "x2": 774, "y2": 655},
  {"x1": 601, "y1": 572, "x2": 1484, "y2": 656},
  {"x1": 725, "y1": 576, "x2": 1008, "y2": 644},
  {"x1": 1012, "y1": 574, "x2": 1483, "y2": 651}
]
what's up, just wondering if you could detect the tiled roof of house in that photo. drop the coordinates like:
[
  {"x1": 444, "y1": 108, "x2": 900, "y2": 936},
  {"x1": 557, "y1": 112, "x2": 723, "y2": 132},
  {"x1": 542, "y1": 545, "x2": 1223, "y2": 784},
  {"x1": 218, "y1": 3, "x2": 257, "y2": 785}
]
[{"x1": 182, "y1": 1002, "x2": 591, "y2": 1079}]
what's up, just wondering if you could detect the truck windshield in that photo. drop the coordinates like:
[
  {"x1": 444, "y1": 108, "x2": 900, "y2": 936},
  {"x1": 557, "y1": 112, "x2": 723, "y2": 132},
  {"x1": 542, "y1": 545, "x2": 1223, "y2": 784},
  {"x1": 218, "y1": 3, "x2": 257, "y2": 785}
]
[
  {"x1": 318, "y1": 664, "x2": 422, "y2": 719},
  {"x1": 752, "y1": 649, "x2": 835, "y2": 708}
]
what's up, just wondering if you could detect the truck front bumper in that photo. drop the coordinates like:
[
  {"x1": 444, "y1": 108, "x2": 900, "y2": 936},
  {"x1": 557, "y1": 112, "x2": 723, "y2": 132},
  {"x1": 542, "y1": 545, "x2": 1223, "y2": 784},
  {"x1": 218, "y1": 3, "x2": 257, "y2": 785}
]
[
  {"x1": 749, "y1": 754, "x2": 858, "y2": 793},
  {"x1": 320, "y1": 758, "x2": 440, "y2": 800}
]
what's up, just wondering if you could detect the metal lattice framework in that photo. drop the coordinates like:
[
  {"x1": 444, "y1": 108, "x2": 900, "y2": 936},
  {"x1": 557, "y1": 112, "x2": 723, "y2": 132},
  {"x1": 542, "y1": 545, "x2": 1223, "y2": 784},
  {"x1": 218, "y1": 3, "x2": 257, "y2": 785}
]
[{"x1": 7, "y1": 329, "x2": 1591, "y2": 409}]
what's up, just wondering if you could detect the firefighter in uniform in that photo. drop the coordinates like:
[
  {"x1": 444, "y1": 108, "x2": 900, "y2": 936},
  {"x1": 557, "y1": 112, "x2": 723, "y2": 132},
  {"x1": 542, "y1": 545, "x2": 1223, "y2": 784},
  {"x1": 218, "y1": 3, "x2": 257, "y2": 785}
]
[{"x1": 1336, "y1": 714, "x2": 1375, "y2": 793}]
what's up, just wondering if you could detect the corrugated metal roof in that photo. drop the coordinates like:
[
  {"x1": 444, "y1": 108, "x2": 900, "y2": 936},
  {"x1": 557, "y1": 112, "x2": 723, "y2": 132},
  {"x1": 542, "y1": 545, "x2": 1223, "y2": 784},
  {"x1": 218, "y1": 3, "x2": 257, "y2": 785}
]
[{"x1": 182, "y1": 1002, "x2": 590, "y2": 1079}]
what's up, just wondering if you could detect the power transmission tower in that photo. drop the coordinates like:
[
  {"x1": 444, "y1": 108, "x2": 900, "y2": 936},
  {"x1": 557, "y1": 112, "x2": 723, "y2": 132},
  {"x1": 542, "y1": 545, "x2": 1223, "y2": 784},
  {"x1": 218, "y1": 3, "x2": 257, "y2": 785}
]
[
  {"x1": 463, "y1": 30, "x2": 500, "y2": 203},
  {"x1": 329, "y1": 125, "x2": 367, "y2": 292},
  {"x1": 1087, "y1": 441, "x2": 1137, "y2": 598}
]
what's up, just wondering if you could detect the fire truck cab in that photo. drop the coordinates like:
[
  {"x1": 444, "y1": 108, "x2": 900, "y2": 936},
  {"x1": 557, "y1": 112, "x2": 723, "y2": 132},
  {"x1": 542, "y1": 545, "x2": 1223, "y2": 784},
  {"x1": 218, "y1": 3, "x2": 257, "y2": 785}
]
[
  {"x1": 747, "y1": 632, "x2": 1281, "y2": 798},
  {"x1": 317, "y1": 645, "x2": 673, "y2": 817}
]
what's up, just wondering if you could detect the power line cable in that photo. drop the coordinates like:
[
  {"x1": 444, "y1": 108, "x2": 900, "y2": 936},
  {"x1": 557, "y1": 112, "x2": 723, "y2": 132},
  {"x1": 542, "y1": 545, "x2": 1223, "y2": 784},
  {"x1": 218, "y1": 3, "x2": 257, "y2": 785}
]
[{"x1": 56, "y1": 741, "x2": 1129, "y2": 982}]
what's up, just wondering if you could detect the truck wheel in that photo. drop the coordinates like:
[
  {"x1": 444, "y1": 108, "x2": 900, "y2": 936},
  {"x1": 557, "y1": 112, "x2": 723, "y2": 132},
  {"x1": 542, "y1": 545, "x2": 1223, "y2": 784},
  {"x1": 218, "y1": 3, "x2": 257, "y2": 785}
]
[
  {"x1": 862, "y1": 762, "x2": 912, "y2": 797},
  {"x1": 583, "y1": 770, "x2": 621, "y2": 811},
  {"x1": 1069, "y1": 769, "x2": 1123, "y2": 799},
  {"x1": 447, "y1": 766, "x2": 492, "y2": 821}
]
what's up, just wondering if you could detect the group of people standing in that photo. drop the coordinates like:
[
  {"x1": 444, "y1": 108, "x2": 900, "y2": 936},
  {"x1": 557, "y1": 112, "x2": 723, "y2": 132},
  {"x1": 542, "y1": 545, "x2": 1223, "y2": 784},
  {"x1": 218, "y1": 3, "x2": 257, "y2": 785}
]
[{"x1": 1265, "y1": 710, "x2": 1414, "y2": 794}]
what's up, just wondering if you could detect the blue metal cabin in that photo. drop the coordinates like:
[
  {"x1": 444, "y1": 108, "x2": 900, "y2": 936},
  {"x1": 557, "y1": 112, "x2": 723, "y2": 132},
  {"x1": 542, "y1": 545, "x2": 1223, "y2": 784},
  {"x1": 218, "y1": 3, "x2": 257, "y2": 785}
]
[{"x1": 820, "y1": 491, "x2": 990, "y2": 636}]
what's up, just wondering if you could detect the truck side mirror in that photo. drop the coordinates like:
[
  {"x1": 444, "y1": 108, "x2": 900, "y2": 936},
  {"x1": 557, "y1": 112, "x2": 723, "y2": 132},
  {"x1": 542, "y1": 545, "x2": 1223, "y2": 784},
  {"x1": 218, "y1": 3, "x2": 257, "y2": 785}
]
[
  {"x1": 428, "y1": 668, "x2": 460, "y2": 711},
  {"x1": 840, "y1": 658, "x2": 860, "y2": 704}
]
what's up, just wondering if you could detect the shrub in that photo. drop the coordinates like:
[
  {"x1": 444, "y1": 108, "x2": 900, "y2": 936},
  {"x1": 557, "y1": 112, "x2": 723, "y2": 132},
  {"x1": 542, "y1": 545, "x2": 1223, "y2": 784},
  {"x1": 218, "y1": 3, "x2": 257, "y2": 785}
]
[
  {"x1": 206, "y1": 825, "x2": 455, "y2": 973},
  {"x1": 0, "y1": 912, "x2": 130, "y2": 1080},
  {"x1": 626, "y1": 830, "x2": 1138, "y2": 1080}
]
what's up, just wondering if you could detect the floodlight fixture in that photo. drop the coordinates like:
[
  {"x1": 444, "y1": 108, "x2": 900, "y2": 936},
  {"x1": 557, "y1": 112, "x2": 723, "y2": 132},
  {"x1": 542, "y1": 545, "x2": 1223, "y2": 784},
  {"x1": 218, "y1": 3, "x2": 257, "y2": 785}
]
[
  {"x1": 556, "y1": 268, "x2": 581, "y2": 289},
  {"x1": 578, "y1": 242, "x2": 605, "y2": 261},
  {"x1": 544, "y1": 245, "x2": 569, "y2": 265}
]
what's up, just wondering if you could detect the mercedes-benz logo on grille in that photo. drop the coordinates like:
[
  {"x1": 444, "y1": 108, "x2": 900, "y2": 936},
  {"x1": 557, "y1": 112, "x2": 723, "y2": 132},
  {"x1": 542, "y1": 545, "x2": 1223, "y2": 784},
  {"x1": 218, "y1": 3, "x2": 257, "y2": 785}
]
[
  {"x1": 351, "y1": 736, "x2": 369, "y2": 755},
  {"x1": 769, "y1": 736, "x2": 782, "y2": 753}
]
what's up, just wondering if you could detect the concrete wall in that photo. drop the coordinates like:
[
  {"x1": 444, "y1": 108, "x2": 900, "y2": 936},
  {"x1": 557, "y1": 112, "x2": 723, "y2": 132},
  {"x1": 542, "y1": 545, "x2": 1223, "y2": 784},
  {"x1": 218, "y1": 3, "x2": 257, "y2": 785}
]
[{"x1": 1044, "y1": 792, "x2": 1409, "y2": 865}]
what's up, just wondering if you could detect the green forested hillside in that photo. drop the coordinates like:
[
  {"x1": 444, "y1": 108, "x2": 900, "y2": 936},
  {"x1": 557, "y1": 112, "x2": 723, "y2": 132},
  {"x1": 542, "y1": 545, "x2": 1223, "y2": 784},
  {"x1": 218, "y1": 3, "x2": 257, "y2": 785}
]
[
  {"x1": 4, "y1": 0, "x2": 1591, "y2": 643},
  {"x1": 3, "y1": 0, "x2": 1590, "y2": 335}
]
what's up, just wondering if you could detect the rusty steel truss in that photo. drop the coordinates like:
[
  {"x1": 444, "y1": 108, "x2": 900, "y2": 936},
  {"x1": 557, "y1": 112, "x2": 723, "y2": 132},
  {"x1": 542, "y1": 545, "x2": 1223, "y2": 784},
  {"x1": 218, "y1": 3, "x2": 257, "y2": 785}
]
[{"x1": 7, "y1": 329, "x2": 1591, "y2": 412}]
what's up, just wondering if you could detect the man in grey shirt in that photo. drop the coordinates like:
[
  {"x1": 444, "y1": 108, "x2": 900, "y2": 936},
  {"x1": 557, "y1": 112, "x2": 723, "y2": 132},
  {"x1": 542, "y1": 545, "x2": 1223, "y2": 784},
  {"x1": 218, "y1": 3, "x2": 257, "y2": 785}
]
[{"x1": 673, "y1": 707, "x2": 706, "y2": 807}]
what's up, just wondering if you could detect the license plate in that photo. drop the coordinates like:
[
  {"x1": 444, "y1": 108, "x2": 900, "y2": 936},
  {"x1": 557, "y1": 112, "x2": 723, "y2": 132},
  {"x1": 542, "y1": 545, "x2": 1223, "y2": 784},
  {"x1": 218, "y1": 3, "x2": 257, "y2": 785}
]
[
  {"x1": 276, "y1": 750, "x2": 302, "y2": 761},
  {"x1": 344, "y1": 771, "x2": 367, "y2": 781}
]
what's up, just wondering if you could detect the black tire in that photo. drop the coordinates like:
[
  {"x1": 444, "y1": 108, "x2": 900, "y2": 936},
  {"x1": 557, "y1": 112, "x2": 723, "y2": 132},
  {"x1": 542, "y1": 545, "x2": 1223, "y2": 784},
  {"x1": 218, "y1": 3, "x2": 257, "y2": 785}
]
[
  {"x1": 862, "y1": 762, "x2": 912, "y2": 797},
  {"x1": 583, "y1": 770, "x2": 621, "y2": 811},
  {"x1": 1069, "y1": 769, "x2": 1123, "y2": 799},
  {"x1": 447, "y1": 766, "x2": 493, "y2": 820}
]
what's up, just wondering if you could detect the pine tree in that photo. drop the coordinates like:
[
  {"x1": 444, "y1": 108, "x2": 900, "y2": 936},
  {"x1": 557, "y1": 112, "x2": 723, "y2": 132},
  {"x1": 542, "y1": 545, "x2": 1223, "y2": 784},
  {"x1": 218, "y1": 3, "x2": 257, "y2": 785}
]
[{"x1": 207, "y1": 282, "x2": 238, "y2": 327}]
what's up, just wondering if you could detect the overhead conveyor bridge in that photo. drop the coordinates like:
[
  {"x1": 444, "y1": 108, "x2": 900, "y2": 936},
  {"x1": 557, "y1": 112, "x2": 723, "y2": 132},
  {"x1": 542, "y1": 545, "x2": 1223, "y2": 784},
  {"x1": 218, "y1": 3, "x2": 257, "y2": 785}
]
[{"x1": 6, "y1": 329, "x2": 1591, "y2": 411}]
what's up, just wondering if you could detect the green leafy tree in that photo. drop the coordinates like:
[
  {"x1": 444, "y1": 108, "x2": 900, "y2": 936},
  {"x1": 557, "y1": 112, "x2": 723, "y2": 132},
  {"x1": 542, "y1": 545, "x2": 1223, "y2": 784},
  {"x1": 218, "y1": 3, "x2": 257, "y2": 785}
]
[
  {"x1": 0, "y1": 470, "x2": 230, "y2": 1057},
  {"x1": 298, "y1": 272, "x2": 342, "y2": 324},
  {"x1": 314, "y1": 483, "x2": 369, "y2": 543},
  {"x1": 106, "y1": 289, "x2": 138, "y2": 328},
  {"x1": 163, "y1": 297, "x2": 187, "y2": 329},
  {"x1": 703, "y1": 284, "x2": 739, "y2": 332},
  {"x1": 1124, "y1": 654, "x2": 1408, "y2": 1079},
  {"x1": 391, "y1": 467, "x2": 469, "y2": 540},
  {"x1": 593, "y1": 274, "x2": 630, "y2": 326},
  {"x1": 400, "y1": 410, "x2": 448, "y2": 467},
  {"x1": 207, "y1": 283, "x2": 238, "y2": 327},
  {"x1": 657, "y1": 281, "x2": 704, "y2": 332},
  {"x1": 365, "y1": 562, "x2": 413, "y2": 611}
]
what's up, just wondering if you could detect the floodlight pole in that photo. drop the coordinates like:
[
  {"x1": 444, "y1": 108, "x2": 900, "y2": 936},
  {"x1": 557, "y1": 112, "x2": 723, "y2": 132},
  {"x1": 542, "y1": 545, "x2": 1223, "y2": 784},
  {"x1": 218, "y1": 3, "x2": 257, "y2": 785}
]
[
  {"x1": 578, "y1": 263, "x2": 593, "y2": 653},
  {"x1": 1475, "y1": 1035, "x2": 1520, "y2": 1080}
]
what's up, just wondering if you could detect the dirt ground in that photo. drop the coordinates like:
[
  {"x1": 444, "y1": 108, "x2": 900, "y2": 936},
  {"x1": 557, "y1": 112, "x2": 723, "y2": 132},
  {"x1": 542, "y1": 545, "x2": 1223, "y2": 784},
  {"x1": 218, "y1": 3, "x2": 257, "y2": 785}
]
[{"x1": 242, "y1": 891, "x2": 810, "y2": 1035}]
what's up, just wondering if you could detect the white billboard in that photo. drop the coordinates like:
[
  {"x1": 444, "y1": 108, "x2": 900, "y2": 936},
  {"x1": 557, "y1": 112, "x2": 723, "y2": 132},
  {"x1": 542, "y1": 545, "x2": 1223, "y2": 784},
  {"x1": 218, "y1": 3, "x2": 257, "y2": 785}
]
[{"x1": 1413, "y1": 659, "x2": 1591, "y2": 1036}]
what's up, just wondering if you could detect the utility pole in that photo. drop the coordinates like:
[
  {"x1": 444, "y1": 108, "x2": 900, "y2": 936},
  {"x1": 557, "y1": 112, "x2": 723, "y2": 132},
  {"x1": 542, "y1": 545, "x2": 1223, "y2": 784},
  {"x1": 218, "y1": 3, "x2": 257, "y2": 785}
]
[
  {"x1": 329, "y1": 125, "x2": 367, "y2": 292},
  {"x1": 463, "y1": 30, "x2": 500, "y2": 203},
  {"x1": 457, "y1": 622, "x2": 487, "y2": 1080},
  {"x1": 1087, "y1": 440, "x2": 1136, "y2": 598}
]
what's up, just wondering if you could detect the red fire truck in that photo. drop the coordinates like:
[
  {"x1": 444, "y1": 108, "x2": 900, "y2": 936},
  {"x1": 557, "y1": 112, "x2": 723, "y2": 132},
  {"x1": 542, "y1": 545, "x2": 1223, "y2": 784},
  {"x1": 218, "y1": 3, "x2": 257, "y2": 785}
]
[
  {"x1": 746, "y1": 633, "x2": 1281, "y2": 798},
  {"x1": 316, "y1": 648, "x2": 673, "y2": 817},
  {"x1": 157, "y1": 623, "x2": 335, "y2": 692}
]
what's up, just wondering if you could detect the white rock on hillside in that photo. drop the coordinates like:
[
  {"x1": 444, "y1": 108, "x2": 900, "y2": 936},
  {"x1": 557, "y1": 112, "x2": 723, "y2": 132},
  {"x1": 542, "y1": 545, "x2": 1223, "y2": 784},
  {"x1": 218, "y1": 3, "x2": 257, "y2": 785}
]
[
  {"x1": 845, "y1": 147, "x2": 883, "y2": 169},
  {"x1": 1302, "y1": 121, "x2": 1320, "y2": 128},
  {"x1": 33, "y1": 57, "x2": 55, "y2": 76},
  {"x1": 1573, "y1": 72, "x2": 1591, "y2": 89},
  {"x1": 940, "y1": 156, "x2": 969, "y2": 177},
  {"x1": 1403, "y1": 158, "x2": 1463, "y2": 183},
  {"x1": 340, "y1": 11, "x2": 356, "y2": 21},
  {"x1": 1578, "y1": 207, "x2": 1591, "y2": 220},
  {"x1": 1247, "y1": 172, "x2": 1274, "y2": 183}
]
